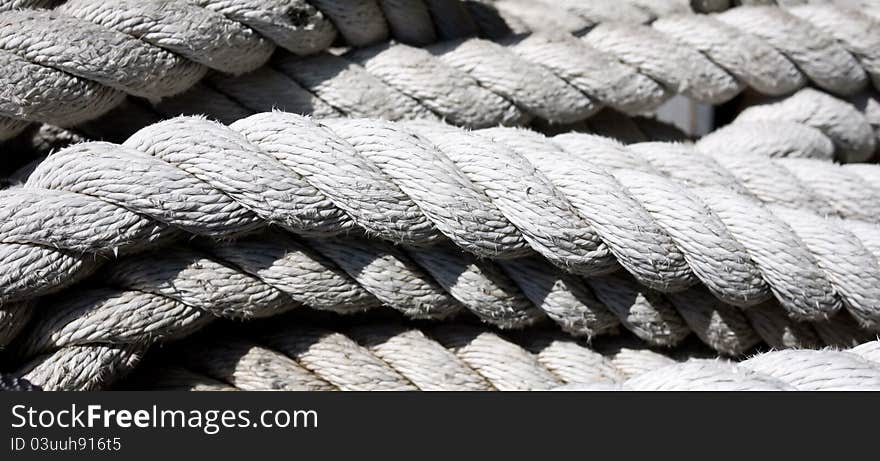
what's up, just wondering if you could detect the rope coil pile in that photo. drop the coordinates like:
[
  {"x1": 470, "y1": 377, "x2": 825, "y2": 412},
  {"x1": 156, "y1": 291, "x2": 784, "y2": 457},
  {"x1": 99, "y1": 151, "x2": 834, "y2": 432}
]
[{"x1": 3, "y1": 0, "x2": 880, "y2": 392}]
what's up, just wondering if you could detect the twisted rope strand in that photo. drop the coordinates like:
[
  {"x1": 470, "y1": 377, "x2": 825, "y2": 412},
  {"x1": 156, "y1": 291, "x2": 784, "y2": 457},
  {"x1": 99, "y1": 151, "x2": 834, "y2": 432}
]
[
  {"x1": 6, "y1": 234, "x2": 864, "y2": 387},
  {"x1": 6, "y1": 114, "x2": 880, "y2": 314},
  {"x1": 494, "y1": 0, "x2": 878, "y2": 95},
  {"x1": 483, "y1": 0, "x2": 731, "y2": 34},
  {"x1": 0, "y1": 0, "x2": 663, "y2": 139},
  {"x1": 702, "y1": 88, "x2": 879, "y2": 162},
  {"x1": 3, "y1": 2, "x2": 879, "y2": 163},
  {"x1": 14, "y1": 343, "x2": 144, "y2": 391},
  {"x1": 119, "y1": 34, "x2": 878, "y2": 160},
  {"x1": 5, "y1": 0, "x2": 878, "y2": 391},
  {"x1": 79, "y1": 78, "x2": 879, "y2": 165},
  {"x1": 5, "y1": 115, "x2": 880, "y2": 381},
  {"x1": 46, "y1": 319, "x2": 880, "y2": 391},
  {"x1": 0, "y1": 0, "x2": 535, "y2": 139}
]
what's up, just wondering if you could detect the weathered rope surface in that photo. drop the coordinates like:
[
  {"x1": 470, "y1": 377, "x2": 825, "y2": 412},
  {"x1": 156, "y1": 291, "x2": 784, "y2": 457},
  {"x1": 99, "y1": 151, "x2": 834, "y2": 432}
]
[
  {"x1": 0, "y1": 0, "x2": 695, "y2": 140},
  {"x1": 5, "y1": 225, "x2": 871, "y2": 382},
  {"x1": 6, "y1": 114, "x2": 880, "y2": 309},
  {"x1": 0, "y1": 0, "x2": 535, "y2": 140},
  {"x1": 65, "y1": 10, "x2": 880, "y2": 161},
  {"x1": 140, "y1": 8, "x2": 880, "y2": 130},
  {"x1": 700, "y1": 88, "x2": 880, "y2": 162},
  {"x1": 4, "y1": 113, "x2": 880, "y2": 381},
  {"x1": 3, "y1": 1, "x2": 880, "y2": 158},
  {"x1": 492, "y1": 0, "x2": 880, "y2": 97},
  {"x1": 698, "y1": 89, "x2": 879, "y2": 162},
  {"x1": 97, "y1": 80, "x2": 879, "y2": 163},
  {"x1": 4, "y1": 0, "x2": 879, "y2": 392},
  {"x1": 2, "y1": 107, "x2": 692, "y2": 183},
  {"x1": 41, "y1": 317, "x2": 880, "y2": 391}
]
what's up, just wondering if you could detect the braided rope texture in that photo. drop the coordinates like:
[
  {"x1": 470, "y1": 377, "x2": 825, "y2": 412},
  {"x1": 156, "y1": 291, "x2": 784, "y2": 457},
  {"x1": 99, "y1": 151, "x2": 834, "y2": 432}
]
[
  {"x1": 32, "y1": 316, "x2": 880, "y2": 391},
  {"x1": 2, "y1": 1, "x2": 880, "y2": 160},
  {"x1": 1, "y1": 0, "x2": 877, "y2": 390},
  {"x1": 4, "y1": 113, "x2": 880, "y2": 386}
]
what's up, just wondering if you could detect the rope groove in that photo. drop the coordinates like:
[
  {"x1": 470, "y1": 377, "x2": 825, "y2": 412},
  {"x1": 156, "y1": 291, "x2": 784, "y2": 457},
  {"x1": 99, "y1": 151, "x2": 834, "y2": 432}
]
[
  {"x1": 493, "y1": 0, "x2": 880, "y2": 97},
  {"x1": 84, "y1": 86, "x2": 879, "y2": 166},
  {"x1": 704, "y1": 88, "x2": 878, "y2": 162}
]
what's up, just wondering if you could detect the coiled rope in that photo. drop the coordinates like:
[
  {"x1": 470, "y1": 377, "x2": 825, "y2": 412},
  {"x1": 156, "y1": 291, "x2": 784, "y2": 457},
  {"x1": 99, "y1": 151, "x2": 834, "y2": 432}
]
[
  {"x1": 2, "y1": 2, "x2": 879, "y2": 160},
  {"x1": 23, "y1": 316, "x2": 880, "y2": 391},
  {"x1": 4, "y1": 0, "x2": 879, "y2": 392},
  {"x1": 3, "y1": 114, "x2": 880, "y2": 378}
]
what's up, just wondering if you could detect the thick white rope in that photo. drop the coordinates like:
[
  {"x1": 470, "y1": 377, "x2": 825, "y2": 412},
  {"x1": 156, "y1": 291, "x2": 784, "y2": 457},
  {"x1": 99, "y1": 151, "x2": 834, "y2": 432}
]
[
  {"x1": 10, "y1": 226, "x2": 863, "y2": 380},
  {"x1": 24, "y1": 317, "x2": 880, "y2": 391},
  {"x1": 479, "y1": 0, "x2": 752, "y2": 44},
  {"x1": 2, "y1": 2, "x2": 879, "y2": 162},
  {"x1": 3, "y1": 0, "x2": 877, "y2": 390},
  {"x1": 63, "y1": 81, "x2": 880, "y2": 166},
  {"x1": 176, "y1": 2, "x2": 878, "y2": 131},
  {"x1": 493, "y1": 0, "x2": 880, "y2": 87},
  {"x1": 0, "y1": 0, "x2": 526, "y2": 140},
  {"x1": 80, "y1": 30, "x2": 878, "y2": 159},
  {"x1": 2, "y1": 108, "x2": 692, "y2": 181},
  {"x1": 7, "y1": 114, "x2": 880, "y2": 310},
  {"x1": 698, "y1": 89, "x2": 879, "y2": 162},
  {"x1": 4, "y1": 114, "x2": 880, "y2": 381}
]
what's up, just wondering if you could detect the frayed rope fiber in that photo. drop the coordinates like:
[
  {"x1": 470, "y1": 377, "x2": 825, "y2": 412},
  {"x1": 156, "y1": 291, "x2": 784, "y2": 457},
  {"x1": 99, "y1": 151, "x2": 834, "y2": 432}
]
[
  {"x1": 1, "y1": 1, "x2": 879, "y2": 160},
  {"x1": 3, "y1": 113, "x2": 880, "y2": 374}
]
